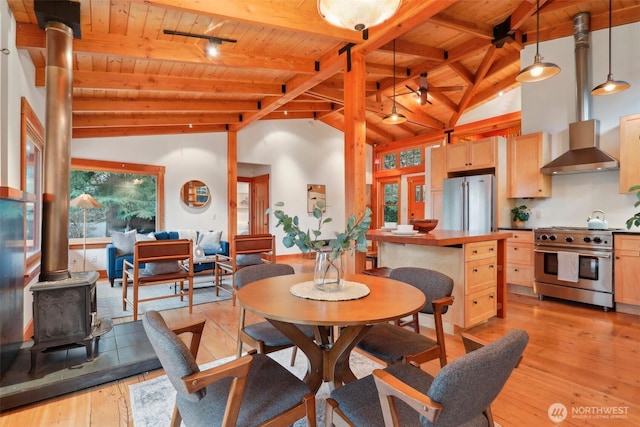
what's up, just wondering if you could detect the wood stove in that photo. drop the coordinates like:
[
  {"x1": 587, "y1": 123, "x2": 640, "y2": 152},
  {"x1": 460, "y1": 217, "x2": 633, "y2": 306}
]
[{"x1": 29, "y1": 271, "x2": 104, "y2": 373}]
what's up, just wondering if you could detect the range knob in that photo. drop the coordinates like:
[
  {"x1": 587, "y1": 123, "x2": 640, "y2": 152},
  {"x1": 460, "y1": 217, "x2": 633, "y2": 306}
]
[
  {"x1": 540, "y1": 234, "x2": 548, "y2": 241},
  {"x1": 593, "y1": 237, "x2": 603, "y2": 244},
  {"x1": 583, "y1": 236, "x2": 592, "y2": 243},
  {"x1": 565, "y1": 236, "x2": 574, "y2": 243},
  {"x1": 549, "y1": 235, "x2": 557, "y2": 241}
]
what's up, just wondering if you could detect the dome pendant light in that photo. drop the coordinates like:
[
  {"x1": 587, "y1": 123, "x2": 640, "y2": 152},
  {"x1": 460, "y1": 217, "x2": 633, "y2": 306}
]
[
  {"x1": 516, "y1": 0, "x2": 560, "y2": 83},
  {"x1": 382, "y1": 39, "x2": 407, "y2": 125},
  {"x1": 591, "y1": 0, "x2": 630, "y2": 95},
  {"x1": 318, "y1": 0, "x2": 402, "y2": 32}
]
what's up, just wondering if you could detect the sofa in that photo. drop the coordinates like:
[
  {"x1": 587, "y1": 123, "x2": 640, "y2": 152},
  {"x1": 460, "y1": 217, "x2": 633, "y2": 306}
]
[{"x1": 107, "y1": 229, "x2": 229, "y2": 286}]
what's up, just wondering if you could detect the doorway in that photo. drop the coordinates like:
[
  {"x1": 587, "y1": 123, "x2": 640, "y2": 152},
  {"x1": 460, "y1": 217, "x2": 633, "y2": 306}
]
[
  {"x1": 407, "y1": 175, "x2": 426, "y2": 221},
  {"x1": 238, "y1": 173, "x2": 270, "y2": 235}
]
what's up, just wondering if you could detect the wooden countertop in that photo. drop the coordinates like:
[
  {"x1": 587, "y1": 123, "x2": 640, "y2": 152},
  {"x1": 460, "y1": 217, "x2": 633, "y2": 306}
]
[{"x1": 366, "y1": 229, "x2": 513, "y2": 246}]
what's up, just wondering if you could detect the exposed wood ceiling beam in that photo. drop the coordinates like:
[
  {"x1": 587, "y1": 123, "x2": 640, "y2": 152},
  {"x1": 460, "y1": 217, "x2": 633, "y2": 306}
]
[
  {"x1": 72, "y1": 112, "x2": 241, "y2": 128},
  {"x1": 72, "y1": 124, "x2": 228, "y2": 139},
  {"x1": 73, "y1": 98, "x2": 261, "y2": 112},
  {"x1": 429, "y1": 13, "x2": 494, "y2": 40}
]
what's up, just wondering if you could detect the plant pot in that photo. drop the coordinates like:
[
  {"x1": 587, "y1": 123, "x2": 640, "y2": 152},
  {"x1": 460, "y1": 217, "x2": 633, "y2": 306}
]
[
  {"x1": 513, "y1": 220, "x2": 526, "y2": 228},
  {"x1": 313, "y1": 251, "x2": 345, "y2": 292}
]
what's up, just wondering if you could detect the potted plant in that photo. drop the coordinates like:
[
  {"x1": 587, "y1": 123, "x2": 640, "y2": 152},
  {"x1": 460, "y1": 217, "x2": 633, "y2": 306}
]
[
  {"x1": 511, "y1": 205, "x2": 530, "y2": 228},
  {"x1": 626, "y1": 185, "x2": 640, "y2": 229},
  {"x1": 268, "y1": 201, "x2": 372, "y2": 291}
]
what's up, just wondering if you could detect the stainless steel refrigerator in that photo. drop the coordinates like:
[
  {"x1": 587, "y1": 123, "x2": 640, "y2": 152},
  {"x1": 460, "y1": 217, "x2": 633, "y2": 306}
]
[{"x1": 442, "y1": 174, "x2": 495, "y2": 232}]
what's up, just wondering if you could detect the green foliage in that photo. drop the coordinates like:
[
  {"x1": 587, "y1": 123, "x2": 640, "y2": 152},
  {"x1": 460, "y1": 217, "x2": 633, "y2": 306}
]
[
  {"x1": 511, "y1": 205, "x2": 530, "y2": 222},
  {"x1": 268, "y1": 201, "x2": 372, "y2": 259},
  {"x1": 626, "y1": 185, "x2": 640, "y2": 229}
]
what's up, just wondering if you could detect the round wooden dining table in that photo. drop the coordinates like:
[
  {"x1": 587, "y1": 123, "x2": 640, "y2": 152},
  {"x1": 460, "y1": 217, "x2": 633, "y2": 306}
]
[{"x1": 236, "y1": 272, "x2": 426, "y2": 392}]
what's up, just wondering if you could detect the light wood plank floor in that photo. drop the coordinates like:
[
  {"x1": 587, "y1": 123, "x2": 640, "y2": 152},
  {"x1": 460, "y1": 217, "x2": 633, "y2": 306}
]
[{"x1": 1, "y1": 258, "x2": 639, "y2": 426}]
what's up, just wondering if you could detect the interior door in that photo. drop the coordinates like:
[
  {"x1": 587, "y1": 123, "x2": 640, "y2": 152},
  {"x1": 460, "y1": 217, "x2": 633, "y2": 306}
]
[
  {"x1": 378, "y1": 177, "x2": 400, "y2": 223},
  {"x1": 407, "y1": 176, "x2": 425, "y2": 221},
  {"x1": 251, "y1": 174, "x2": 270, "y2": 234}
]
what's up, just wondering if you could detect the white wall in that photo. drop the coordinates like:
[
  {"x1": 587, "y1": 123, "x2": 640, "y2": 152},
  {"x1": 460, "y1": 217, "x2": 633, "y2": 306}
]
[
  {"x1": 518, "y1": 21, "x2": 640, "y2": 229},
  {"x1": 238, "y1": 119, "x2": 355, "y2": 255},
  {"x1": 71, "y1": 132, "x2": 229, "y2": 254}
]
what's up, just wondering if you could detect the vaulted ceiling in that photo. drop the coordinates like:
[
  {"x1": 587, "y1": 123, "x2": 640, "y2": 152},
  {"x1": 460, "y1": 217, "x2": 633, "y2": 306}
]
[{"x1": 9, "y1": 0, "x2": 640, "y2": 144}]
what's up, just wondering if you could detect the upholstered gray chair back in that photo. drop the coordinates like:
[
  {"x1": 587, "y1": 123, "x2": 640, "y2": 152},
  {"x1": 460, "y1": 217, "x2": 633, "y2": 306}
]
[
  {"x1": 389, "y1": 267, "x2": 453, "y2": 314},
  {"x1": 142, "y1": 310, "x2": 204, "y2": 402},
  {"x1": 425, "y1": 329, "x2": 529, "y2": 426},
  {"x1": 234, "y1": 263, "x2": 295, "y2": 289}
]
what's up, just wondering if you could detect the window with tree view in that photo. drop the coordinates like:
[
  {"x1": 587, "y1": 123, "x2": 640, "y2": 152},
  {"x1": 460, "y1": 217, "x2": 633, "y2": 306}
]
[
  {"x1": 381, "y1": 148, "x2": 423, "y2": 170},
  {"x1": 70, "y1": 159, "x2": 164, "y2": 239}
]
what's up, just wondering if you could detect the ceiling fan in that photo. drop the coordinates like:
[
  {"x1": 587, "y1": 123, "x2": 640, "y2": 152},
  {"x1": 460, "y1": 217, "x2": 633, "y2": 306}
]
[
  {"x1": 399, "y1": 72, "x2": 463, "y2": 105},
  {"x1": 163, "y1": 29, "x2": 237, "y2": 56}
]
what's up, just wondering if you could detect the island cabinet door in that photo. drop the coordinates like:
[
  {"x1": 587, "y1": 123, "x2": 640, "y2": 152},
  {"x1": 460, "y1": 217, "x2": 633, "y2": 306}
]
[
  {"x1": 464, "y1": 287, "x2": 497, "y2": 327},
  {"x1": 465, "y1": 258, "x2": 497, "y2": 294},
  {"x1": 465, "y1": 240, "x2": 497, "y2": 261}
]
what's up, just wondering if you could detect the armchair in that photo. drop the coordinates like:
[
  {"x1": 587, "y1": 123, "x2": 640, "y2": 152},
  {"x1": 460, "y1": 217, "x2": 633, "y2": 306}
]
[
  {"x1": 215, "y1": 234, "x2": 276, "y2": 305},
  {"x1": 325, "y1": 329, "x2": 529, "y2": 427},
  {"x1": 142, "y1": 310, "x2": 316, "y2": 427},
  {"x1": 122, "y1": 239, "x2": 193, "y2": 321}
]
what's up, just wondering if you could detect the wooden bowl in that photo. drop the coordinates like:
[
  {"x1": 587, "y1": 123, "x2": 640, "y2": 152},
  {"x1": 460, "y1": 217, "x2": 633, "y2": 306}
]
[{"x1": 409, "y1": 219, "x2": 438, "y2": 233}]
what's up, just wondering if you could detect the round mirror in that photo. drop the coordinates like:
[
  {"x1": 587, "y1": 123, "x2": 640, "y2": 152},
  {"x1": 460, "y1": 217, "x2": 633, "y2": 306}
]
[{"x1": 181, "y1": 180, "x2": 210, "y2": 208}]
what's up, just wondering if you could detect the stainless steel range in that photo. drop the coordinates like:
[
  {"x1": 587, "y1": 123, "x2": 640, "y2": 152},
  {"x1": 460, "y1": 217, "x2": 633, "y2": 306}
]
[{"x1": 534, "y1": 227, "x2": 614, "y2": 310}]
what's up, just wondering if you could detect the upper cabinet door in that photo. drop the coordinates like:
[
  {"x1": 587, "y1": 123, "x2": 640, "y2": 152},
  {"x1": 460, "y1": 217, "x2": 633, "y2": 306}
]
[
  {"x1": 619, "y1": 113, "x2": 640, "y2": 194},
  {"x1": 430, "y1": 146, "x2": 446, "y2": 191},
  {"x1": 446, "y1": 138, "x2": 496, "y2": 173},
  {"x1": 507, "y1": 132, "x2": 552, "y2": 198}
]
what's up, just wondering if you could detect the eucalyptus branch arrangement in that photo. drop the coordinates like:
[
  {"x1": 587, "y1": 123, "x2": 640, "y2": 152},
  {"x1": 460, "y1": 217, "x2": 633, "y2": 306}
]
[{"x1": 268, "y1": 201, "x2": 372, "y2": 259}]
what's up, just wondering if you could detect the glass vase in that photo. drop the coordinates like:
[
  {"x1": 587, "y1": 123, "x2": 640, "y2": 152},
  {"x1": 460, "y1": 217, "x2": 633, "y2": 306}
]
[{"x1": 313, "y1": 250, "x2": 345, "y2": 292}]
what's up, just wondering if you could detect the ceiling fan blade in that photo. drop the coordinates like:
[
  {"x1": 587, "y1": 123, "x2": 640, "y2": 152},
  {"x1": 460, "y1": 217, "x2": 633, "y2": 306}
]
[
  {"x1": 404, "y1": 85, "x2": 417, "y2": 93},
  {"x1": 163, "y1": 29, "x2": 237, "y2": 44},
  {"x1": 428, "y1": 85, "x2": 464, "y2": 92}
]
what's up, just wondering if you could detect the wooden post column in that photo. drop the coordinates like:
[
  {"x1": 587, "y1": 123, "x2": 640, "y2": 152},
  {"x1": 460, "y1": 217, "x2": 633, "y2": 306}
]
[
  {"x1": 227, "y1": 130, "x2": 238, "y2": 239},
  {"x1": 343, "y1": 51, "x2": 367, "y2": 274}
]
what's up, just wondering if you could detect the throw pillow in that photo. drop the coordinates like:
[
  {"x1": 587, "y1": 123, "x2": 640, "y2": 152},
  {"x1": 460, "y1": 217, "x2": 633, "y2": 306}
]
[
  {"x1": 143, "y1": 261, "x2": 183, "y2": 276},
  {"x1": 136, "y1": 232, "x2": 156, "y2": 242},
  {"x1": 236, "y1": 254, "x2": 264, "y2": 266},
  {"x1": 198, "y1": 230, "x2": 222, "y2": 251},
  {"x1": 111, "y1": 229, "x2": 137, "y2": 257}
]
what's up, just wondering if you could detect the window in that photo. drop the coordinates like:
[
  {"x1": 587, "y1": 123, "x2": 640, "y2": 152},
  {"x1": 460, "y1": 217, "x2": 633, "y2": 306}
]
[
  {"x1": 21, "y1": 97, "x2": 44, "y2": 266},
  {"x1": 379, "y1": 147, "x2": 423, "y2": 171},
  {"x1": 379, "y1": 178, "x2": 399, "y2": 222},
  {"x1": 70, "y1": 159, "x2": 165, "y2": 240}
]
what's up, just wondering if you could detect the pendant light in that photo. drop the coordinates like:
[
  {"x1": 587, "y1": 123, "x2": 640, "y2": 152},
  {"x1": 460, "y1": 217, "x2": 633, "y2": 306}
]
[
  {"x1": 516, "y1": 0, "x2": 560, "y2": 83},
  {"x1": 382, "y1": 39, "x2": 407, "y2": 125},
  {"x1": 591, "y1": 0, "x2": 630, "y2": 95}
]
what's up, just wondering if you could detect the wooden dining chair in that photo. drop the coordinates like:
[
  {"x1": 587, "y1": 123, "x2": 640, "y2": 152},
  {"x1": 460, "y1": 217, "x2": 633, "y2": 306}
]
[
  {"x1": 325, "y1": 329, "x2": 529, "y2": 427},
  {"x1": 122, "y1": 239, "x2": 193, "y2": 321},
  {"x1": 142, "y1": 310, "x2": 316, "y2": 427},
  {"x1": 356, "y1": 267, "x2": 454, "y2": 367}
]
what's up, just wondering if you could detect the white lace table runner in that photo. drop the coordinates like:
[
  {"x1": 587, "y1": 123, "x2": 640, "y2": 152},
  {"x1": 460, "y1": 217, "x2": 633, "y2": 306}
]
[{"x1": 290, "y1": 280, "x2": 370, "y2": 301}]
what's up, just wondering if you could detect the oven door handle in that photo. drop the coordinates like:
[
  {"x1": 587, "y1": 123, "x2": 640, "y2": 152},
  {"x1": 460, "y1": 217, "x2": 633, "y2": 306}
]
[{"x1": 534, "y1": 249, "x2": 612, "y2": 259}]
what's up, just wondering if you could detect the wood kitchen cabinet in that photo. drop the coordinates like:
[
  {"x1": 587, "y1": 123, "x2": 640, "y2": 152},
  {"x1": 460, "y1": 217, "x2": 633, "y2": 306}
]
[
  {"x1": 508, "y1": 132, "x2": 552, "y2": 198},
  {"x1": 506, "y1": 231, "x2": 534, "y2": 288},
  {"x1": 430, "y1": 145, "x2": 446, "y2": 191},
  {"x1": 614, "y1": 234, "x2": 640, "y2": 307},
  {"x1": 619, "y1": 113, "x2": 640, "y2": 194},
  {"x1": 446, "y1": 137, "x2": 497, "y2": 173},
  {"x1": 464, "y1": 240, "x2": 497, "y2": 326}
]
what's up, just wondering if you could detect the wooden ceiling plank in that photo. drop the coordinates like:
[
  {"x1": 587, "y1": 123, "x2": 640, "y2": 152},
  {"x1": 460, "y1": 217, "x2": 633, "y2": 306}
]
[
  {"x1": 72, "y1": 124, "x2": 228, "y2": 139},
  {"x1": 427, "y1": 91, "x2": 459, "y2": 114},
  {"x1": 16, "y1": 22, "x2": 317, "y2": 74},
  {"x1": 147, "y1": 0, "x2": 363, "y2": 43},
  {"x1": 377, "y1": 40, "x2": 446, "y2": 62},
  {"x1": 429, "y1": 13, "x2": 494, "y2": 40}
]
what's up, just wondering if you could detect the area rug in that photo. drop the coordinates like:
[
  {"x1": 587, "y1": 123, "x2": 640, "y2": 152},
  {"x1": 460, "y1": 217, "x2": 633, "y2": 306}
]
[
  {"x1": 97, "y1": 277, "x2": 232, "y2": 320},
  {"x1": 129, "y1": 348, "x2": 383, "y2": 426}
]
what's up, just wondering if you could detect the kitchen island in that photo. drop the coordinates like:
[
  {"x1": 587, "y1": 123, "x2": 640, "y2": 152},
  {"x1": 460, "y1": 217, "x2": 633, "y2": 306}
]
[{"x1": 366, "y1": 229, "x2": 513, "y2": 332}]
